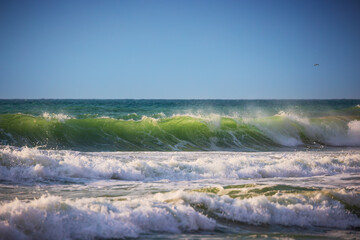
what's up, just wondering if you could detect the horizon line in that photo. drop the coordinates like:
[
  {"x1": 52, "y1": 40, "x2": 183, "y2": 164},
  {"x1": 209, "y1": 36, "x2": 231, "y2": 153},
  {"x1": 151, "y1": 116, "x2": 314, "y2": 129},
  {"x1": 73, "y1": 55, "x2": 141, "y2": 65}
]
[{"x1": 0, "y1": 98, "x2": 360, "y2": 101}]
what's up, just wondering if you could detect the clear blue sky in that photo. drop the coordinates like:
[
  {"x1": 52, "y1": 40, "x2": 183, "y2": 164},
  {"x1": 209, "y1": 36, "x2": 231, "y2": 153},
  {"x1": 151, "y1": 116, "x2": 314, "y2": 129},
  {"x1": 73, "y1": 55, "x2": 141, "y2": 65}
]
[{"x1": 0, "y1": 0, "x2": 359, "y2": 99}]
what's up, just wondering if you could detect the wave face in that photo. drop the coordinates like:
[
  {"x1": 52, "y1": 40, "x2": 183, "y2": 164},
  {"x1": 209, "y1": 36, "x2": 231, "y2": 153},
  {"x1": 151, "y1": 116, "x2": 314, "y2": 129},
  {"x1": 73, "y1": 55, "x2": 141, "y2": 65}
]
[
  {"x1": 1, "y1": 99, "x2": 359, "y2": 151},
  {"x1": 0, "y1": 113, "x2": 359, "y2": 151}
]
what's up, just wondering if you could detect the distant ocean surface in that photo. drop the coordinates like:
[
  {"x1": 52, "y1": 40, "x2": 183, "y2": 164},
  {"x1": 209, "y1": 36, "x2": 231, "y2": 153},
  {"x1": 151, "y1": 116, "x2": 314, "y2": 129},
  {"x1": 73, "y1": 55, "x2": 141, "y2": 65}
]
[{"x1": 1, "y1": 99, "x2": 360, "y2": 239}]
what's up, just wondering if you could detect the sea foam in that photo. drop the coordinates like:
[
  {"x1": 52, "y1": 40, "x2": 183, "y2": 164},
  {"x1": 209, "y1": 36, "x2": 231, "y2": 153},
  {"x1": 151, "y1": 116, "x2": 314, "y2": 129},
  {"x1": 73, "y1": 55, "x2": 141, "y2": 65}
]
[
  {"x1": 0, "y1": 195, "x2": 215, "y2": 240},
  {"x1": 1, "y1": 146, "x2": 360, "y2": 183},
  {"x1": 1, "y1": 188, "x2": 359, "y2": 240},
  {"x1": 42, "y1": 112, "x2": 72, "y2": 121}
]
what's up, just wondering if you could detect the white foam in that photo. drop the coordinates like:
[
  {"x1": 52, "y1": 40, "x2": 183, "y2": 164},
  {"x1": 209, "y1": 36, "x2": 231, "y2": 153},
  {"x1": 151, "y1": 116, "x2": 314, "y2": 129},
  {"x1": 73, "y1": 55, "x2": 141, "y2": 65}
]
[
  {"x1": 42, "y1": 112, "x2": 71, "y2": 122},
  {"x1": 1, "y1": 187, "x2": 359, "y2": 240},
  {"x1": 155, "y1": 190, "x2": 360, "y2": 229},
  {"x1": 0, "y1": 194, "x2": 215, "y2": 240},
  {"x1": 1, "y1": 147, "x2": 360, "y2": 183}
]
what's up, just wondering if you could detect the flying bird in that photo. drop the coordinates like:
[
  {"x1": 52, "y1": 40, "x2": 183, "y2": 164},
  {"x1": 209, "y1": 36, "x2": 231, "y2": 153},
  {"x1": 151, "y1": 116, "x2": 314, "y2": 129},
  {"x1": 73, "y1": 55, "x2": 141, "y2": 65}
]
[{"x1": 314, "y1": 64, "x2": 319, "y2": 67}]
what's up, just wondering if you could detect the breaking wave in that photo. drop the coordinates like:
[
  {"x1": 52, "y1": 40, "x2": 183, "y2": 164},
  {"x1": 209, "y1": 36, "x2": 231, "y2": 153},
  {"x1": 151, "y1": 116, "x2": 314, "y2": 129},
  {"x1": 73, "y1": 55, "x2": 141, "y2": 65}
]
[
  {"x1": 1, "y1": 147, "x2": 360, "y2": 183},
  {"x1": 0, "y1": 113, "x2": 360, "y2": 151},
  {"x1": 0, "y1": 188, "x2": 359, "y2": 240}
]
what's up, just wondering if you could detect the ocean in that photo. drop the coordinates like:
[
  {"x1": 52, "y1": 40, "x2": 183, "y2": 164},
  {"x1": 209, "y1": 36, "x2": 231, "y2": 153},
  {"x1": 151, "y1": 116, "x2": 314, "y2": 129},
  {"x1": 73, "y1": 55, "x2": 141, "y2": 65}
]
[{"x1": 0, "y1": 99, "x2": 359, "y2": 239}]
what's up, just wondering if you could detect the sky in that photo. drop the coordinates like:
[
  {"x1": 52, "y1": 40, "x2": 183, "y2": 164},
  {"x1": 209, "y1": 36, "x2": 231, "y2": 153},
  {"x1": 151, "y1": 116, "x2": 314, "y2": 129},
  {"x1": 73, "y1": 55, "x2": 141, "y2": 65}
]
[{"x1": 0, "y1": 0, "x2": 359, "y2": 99}]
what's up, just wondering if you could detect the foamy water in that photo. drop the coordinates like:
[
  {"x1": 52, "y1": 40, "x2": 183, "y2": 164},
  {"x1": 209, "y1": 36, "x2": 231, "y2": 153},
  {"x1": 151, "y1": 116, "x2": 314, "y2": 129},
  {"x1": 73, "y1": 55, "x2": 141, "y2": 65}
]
[
  {"x1": 1, "y1": 147, "x2": 360, "y2": 182},
  {"x1": 1, "y1": 100, "x2": 360, "y2": 239},
  {"x1": 1, "y1": 147, "x2": 360, "y2": 239}
]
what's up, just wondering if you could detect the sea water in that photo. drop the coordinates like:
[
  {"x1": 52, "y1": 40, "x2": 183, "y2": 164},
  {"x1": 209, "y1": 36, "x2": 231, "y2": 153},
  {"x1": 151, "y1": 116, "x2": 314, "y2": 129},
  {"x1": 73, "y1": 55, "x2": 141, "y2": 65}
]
[{"x1": 0, "y1": 99, "x2": 359, "y2": 239}]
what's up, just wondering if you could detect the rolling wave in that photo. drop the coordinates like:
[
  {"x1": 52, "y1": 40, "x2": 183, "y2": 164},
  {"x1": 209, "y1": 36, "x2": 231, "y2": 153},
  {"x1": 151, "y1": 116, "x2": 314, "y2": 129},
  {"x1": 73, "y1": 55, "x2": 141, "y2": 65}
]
[
  {"x1": 1, "y1": 147, "x2": 360, "y2": 183},
  {"x1": 1, "y1": 188, "x2": 359, "y2": 240},
  {"x1": 0, "y1": 113, "x2": 359, "y2": 151}
]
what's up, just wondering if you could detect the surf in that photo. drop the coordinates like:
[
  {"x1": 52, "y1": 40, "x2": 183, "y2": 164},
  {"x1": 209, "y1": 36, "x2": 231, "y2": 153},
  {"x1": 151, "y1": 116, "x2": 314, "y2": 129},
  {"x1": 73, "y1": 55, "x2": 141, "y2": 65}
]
[{"x1": 0, "y1": 113, "x2": 359, "y2": 151}]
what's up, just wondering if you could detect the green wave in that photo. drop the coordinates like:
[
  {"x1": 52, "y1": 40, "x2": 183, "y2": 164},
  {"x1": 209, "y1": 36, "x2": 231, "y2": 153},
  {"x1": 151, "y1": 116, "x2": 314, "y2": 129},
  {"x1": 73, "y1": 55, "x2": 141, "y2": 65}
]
[{"x1": 0, "y1": 114, "x2": 359, "y2": 151}]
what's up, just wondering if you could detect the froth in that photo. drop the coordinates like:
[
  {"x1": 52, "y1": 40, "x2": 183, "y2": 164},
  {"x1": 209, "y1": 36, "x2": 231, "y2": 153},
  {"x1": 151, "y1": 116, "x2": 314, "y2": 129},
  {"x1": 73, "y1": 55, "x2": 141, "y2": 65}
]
[
  {"x1": 42, "y1": 112, "x2": 71, "y2": 121},
  {"x1": 1, "y1": 189, "x2": 359, "y2": 239},
  {"x1": 155, "y1": 190, "x2": 360, "y2": 229},
  {"x1": 0, "y1": 195, "x2": 215, "y2": 240},
  {"x1": 1, "y1": 147, "x2": 360, "y2": 183}
]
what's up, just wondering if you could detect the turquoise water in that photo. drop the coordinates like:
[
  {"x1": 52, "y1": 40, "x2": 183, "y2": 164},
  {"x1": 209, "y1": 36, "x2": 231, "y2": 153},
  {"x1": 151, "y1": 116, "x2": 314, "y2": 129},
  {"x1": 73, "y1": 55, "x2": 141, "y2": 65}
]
[{"x1": 0, "y1": 100, "x2": 360, "y2": 239}]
